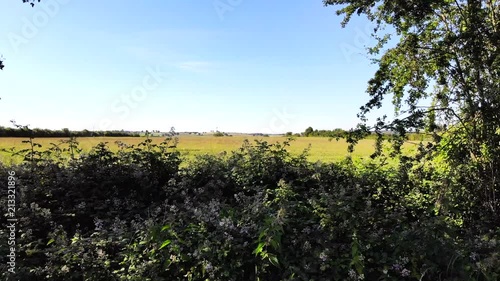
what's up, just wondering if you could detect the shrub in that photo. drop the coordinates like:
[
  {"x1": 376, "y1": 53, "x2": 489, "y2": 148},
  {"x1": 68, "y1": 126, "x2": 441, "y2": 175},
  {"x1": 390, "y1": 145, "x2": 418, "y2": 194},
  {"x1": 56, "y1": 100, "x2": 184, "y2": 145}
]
[{"x1": 0, "y1": 136, "x2": 498, "y2": 280}]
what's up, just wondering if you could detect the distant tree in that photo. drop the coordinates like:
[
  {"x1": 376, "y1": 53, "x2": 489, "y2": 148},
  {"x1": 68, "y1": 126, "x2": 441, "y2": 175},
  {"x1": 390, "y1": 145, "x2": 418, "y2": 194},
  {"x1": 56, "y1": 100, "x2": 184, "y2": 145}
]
[
  {"x1": 213, "y1": 131, "x2": 225, "y2": 137},
  {"x1": 62, "y1": 128, "x2": 70, "y2": 136},
  {"x1": 302, "y1": 127, "x2": 346, "y2": 138},
  {"x1": 304, "y1": 127, "x2": 314, "y2": 137}
]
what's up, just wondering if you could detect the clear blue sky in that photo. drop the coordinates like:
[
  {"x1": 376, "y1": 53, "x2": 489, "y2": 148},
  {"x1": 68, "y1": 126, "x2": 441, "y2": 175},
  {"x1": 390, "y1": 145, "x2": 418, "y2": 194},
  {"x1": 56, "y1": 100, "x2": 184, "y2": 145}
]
[{"x1": 0, "y1": 0, "x2": 393, "y2": 133}]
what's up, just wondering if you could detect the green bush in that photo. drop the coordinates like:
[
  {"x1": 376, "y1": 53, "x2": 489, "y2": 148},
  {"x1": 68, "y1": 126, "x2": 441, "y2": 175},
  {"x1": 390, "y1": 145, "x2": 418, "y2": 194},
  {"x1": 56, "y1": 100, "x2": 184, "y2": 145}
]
[{"x1": 0, "y1": 136, "x2": 498, "y2": 280}]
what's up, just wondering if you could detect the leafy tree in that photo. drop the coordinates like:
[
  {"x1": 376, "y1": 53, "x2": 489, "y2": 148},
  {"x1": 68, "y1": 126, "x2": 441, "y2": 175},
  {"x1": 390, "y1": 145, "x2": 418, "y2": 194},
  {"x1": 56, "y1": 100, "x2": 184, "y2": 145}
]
[
  {"x1": 213, "y1": 130, "x2": 225, "y2": 137},
  {"x1": 301, "y1": 127, "x2": 347, "y2": 138},
  {"x1": 323, "y1": 0, "x2": 500, "y2": 229},
  {"x1": 304, "y1": 126, "x2": 314, "y2": 136}
]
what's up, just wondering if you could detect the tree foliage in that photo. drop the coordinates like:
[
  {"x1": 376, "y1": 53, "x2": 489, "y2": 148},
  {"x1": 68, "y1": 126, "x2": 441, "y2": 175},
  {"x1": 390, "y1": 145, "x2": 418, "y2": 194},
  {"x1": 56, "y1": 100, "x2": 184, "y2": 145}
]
[
  {"x1": 0, "y1": 125, "x2": 141, "y2": 138},
  {"x1": 324, "y1": 0, "x2": 500, "y2": 231},
  {"x1": 0, "y1": 1, "x2": 39, "y2": 71},
  {"x1": 302, "y1": 126, "x2": 347, "y2": 138},
  {"x1": 22, "y1": 0, "x2": 41, "y2": 7}
]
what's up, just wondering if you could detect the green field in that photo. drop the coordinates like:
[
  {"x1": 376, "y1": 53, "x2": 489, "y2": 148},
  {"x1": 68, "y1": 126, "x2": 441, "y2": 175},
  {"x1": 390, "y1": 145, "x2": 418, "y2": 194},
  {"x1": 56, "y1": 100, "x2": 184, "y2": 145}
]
[{"x1": 0, "y1": 135, "x2": 422, "y2": 164}]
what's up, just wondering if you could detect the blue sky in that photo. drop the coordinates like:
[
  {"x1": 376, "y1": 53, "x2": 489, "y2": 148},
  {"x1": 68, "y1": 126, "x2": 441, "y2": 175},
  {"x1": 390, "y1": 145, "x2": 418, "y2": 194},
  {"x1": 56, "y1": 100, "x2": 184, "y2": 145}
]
[{"x1": 0, "y1": 0, "x2": 392, "y2": 133}]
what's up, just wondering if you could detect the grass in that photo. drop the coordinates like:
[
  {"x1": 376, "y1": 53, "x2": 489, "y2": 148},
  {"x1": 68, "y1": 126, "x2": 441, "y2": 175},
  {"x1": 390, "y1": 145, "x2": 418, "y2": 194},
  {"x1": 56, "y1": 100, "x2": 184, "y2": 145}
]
[{"x1": 0, "y1": 135, "x2": 423, "y2": 164}]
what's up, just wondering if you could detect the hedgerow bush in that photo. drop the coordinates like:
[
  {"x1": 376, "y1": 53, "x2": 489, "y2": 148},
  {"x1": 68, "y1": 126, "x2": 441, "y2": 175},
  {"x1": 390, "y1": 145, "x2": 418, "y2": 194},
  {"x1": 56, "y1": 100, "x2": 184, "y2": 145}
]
[{"x1": 0, "y1": 135, "x2": 498, "y2": 280}]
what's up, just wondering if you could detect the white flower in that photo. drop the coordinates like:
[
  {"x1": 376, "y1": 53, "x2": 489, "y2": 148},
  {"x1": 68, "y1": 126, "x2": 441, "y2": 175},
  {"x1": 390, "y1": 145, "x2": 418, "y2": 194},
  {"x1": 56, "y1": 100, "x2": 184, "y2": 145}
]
[
  {"x1": 219, "y1": 217, "x2": 233, "y2": 229},
  {"x1": 319, "y1": 251, "x2": 328, "y2": 262},
  {"x1": 392, "y1": 263, "x2": 402, "y2": 271},
  {"x1": 96, "y1": 249, "x2": 105, "y2": 259},
  {"x1": 76, "y1": 202, "x2": 86, "y2": 209},
  {"x1": 401, "y1": 268, "x2": 411, "y2": 277},
  {"x1": 94, "y1": 218, "x2": 104, "y2": 231},
  {"x1": 302, "y1": 227, "x2": 312, "y2": 234},
  {"x1": 348, "y1": 269, "x2": 357, "y2": 279},
  {"x1": 400, "y1": 256, "x2": 409, "y2": 264},
  {"x1": 204, "y1": 262, "x2": 213, "y2": 272}
]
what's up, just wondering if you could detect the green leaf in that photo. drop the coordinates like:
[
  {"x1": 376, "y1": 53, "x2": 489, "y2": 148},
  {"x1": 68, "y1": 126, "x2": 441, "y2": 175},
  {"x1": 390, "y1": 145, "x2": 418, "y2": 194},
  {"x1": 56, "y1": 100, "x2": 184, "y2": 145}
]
[
  {"x1": 159, "y1": 239, "x2": 171, "y2": 250},
  {"x1": 268, "y1": 254, "x2": 279, "y2": 267},
  {"x1": 47, "y1": 238, "x2": 55, "y2": 245},
  {"x1": 253, "y1": 242, "x2": 265, "y2": 256}
]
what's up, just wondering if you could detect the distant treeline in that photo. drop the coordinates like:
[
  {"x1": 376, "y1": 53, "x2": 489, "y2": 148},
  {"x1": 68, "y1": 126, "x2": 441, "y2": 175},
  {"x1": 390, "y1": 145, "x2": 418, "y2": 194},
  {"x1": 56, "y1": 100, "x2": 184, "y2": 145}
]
[
  {"x1": 303, "y1": 127, "x2": 347, "y2": 138},
  {"x1": 0, "y1": 126, "x2": 141, "y2": 138},
  {"x1": 289, "y1": 127, "x2": 432, "y2": 141},
  {"x1": 285, "y1": 127, "x2": 345, "y2": 138}
]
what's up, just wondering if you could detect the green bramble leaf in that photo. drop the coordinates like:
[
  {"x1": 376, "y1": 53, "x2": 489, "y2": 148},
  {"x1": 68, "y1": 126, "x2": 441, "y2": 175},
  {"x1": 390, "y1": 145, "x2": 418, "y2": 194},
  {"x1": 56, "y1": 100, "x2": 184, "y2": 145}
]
[{"x1": 159, "y1": 239, "x2": 171, "y2": 250}]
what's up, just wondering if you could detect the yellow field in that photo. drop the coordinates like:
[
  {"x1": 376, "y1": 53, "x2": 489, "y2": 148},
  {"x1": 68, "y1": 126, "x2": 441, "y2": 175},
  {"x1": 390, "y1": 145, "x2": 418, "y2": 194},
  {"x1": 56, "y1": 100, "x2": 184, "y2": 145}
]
[{"x1": 0, "y1": 135, "x2": 422, "y2": 164}]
